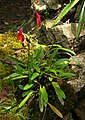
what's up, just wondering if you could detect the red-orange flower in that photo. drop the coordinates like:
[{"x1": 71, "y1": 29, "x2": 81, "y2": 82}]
[
  {"x1": 35, "y1": 11, "x2": 41, "y2": 26},
  {"x1": 16, "y1": 28, "x2": 25, "y2": 42}
]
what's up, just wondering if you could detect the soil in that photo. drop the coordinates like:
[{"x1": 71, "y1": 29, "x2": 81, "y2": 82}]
[
  {"x1": 0, "y1": 0, "x2": 32, "y2": 33},
  {"x1": 0, "y1": 0, "x2": 78, "y2": 34}
]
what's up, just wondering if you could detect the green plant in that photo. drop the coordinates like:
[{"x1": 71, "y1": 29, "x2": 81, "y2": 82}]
[
  {"x1": 76, "y1": 0, "x2": 85, "y2": 39},
  {"x1": 0, "y1": 99, "x2": 29, "y2": 120},
  {"x1": 4, "y1": 33, "x2": 76, "y2": 118},
  {"x1": 52, "y1": 0, "x2": 85, "y2": 40}
]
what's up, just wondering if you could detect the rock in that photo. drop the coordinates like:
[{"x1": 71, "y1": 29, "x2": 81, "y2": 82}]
[
  {"x1": 43, "y1": 0, "x2": 61, "y2": 10},
  {"x1": 63, "y1": 86, "x2": 85, "y2": 120},
  {"x1": 32, "y1": 1, "x2": 47, "y2": 11},
  {"x1": 31, "y1": 22, "x2": 85, "y2": 52},
  {"x1": 73, "y1": 86, "x2": 85, "y2": 120},
  {"x1": 31, "y1": 0, "x2": 61, "y2": 10},
  {"x1": 68, "y1": 51, "x2": 85, "y2": 92}
]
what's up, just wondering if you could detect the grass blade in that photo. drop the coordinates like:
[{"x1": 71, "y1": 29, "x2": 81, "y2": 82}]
[
  {"x1": 76, "y1": 1, "x2": 85, "y2": 40},
  {"x1": 52, "y1": 0, "x2": 79, "y2": 27}
]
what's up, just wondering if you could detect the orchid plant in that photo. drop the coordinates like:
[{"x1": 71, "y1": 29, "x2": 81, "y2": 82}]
[{"x1": 4, "y1": 28, "x2": 76, "y2": 118}]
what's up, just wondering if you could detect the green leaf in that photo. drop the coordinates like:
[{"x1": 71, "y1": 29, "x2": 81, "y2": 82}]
[
  {"x1": 49, "y1": 77, "x2": 53, "y2": 82},
  {"x1": 10, "y1": 80, "x2": 14, "y2": 89},
  {"x1": 60, "y1": 72, "x2": 76, "y2": 79},
  {"x1": 22, "y1": 91, "x2": 32, "y2": 97},
  {"x1": 54, "y1": 58, "x2": 69, "y2": 65},
  {"x1": 50, "y1": 49, "x2": 58, "y2": 60},
  {"x1": 7, "y1": 56, "x2": 25, "y2": 66},
  {"x1": 56, "y1": 91, "x2": 64, "y2": 105},
  {"x1": 54, "y1": 62, "x2": 69, "y2": 69},
  {"x1": 12, "y1": 75, "x2": 28, "y2": 80},
  {"x1": 23, "y1": 84, "x2": 34, "y2": 90},
  {"x1": 39, "y1": 90, "x2": 44, "y2": 112},
  {"x1": 52, "y1": 82, "x2": 66, "y2": 105},
  {"x1": 48, "y1": 102, "x2": 63, "y2": 118},
  {"x1": 19, "y1": 91, "x2": 33, "y2": 108},
  {"x1": 52, "y1": 0, "x2": 79, "y2": 27},
  {"x1": 18, "y1": 85, "x2": 24, "y2": 90},
  {"x1": 40, "y1": 86, "x2": 48, "y2": 105},
  {"x1": 76, "y1": 1, "x2": 85, "y2": 39},
  {"x1": 52, "y1": 81, "x2": 60, "y2": 88},
  {"x1": 58, "y1": 47, "x2": 75, "y2": 55},
  {"x1": 3, "y1": 73, "x2": 28, "y2": 80},
  {"x1": 49, "y1": 69, "x2": 57, "y2": 76},
  {"x1": 56, "y1": 87, "x2": 66, "y2": 99},
  {"x1": 4, "y1": 73, "x2": 19, "y2": 80},
  {"x1": 31, "y1": 72, "x2": 39, "y2": 81},
  {"x1": 33, "y1": 64, "x2": 40, "y2": 73},
  {"x1": 35, "y1": 47, "x2": 44, "y2": 61}
]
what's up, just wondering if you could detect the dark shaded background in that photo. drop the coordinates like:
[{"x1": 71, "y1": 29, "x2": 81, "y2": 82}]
[{"x1": 0, "y1": 0, "x2": 32, "y2": 33}]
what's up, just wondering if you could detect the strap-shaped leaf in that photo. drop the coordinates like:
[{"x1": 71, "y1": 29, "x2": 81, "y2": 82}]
[
  {"x1": 4, "y1": 73, "x2": 28, "y2": 80},
  {"x1": 22, "y1": 91, "x2": 31, "y2": 97},
  {"x1": 7, "y1": 56, "x2": 25, "y2": 66},
  {"x1": 39, "y1": 89, "x2": 44, "y2": 112},
  {"x1": 19, "y1": 91, "x2": 33, "y2": 108},
  {"x1": 60, "y1": 72, "x2": 76, "y2": 79},
  {"x1": 49, "y1": 69, "x2": 57, "y2": 76},
  {"x1": 50, "y1": 49, "x2": 58, "y2": 60},
  {"x1": 48, "y1": 102, "x2": 63, "y2": 118},
  {"x1": 33, "y1": 64, "x2": 40, "y2": 73},
  {"x1": 76, "y1": 1, "x2": 85, "y2": 39},
  {"x1": 4, "y1": 73, "x2": 19, "y2": 80},
  {"x1": 40, "y1": 86, "x2": 48, "y2": 105},
  {"x1": 35, "y1": 47, "x2": 44, "y2": 61},
  {"x1": 58, "y1": 47, "x2": 75, "y2": 55},
  {"x1": 54, "y1": 58, "x2": 69, "y2": 65},
  {"x1": 31, "y1": 72, "x2": 39, "y2": 81},
  {"x1": 23, "y1": 83, "x2": 34, "y2": 90},
  {"x1": 52, "y1": 0, "x2": 79, "y2": 27},
  {"x1": 52, "y1": 82, "x2": 66, "y2": 105}
]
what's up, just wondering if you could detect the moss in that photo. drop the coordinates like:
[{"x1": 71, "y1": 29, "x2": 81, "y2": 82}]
[
  {"x1": 0, "y1": 105, "x2": 29, "y2": 120},
  {"x1": 0, "y1": 32, "x2": 23, "y2": 86},
  {"x1": 0, "y1": 31, "x2": 22, "y2": 63},
  {"x1": 0, "y1": 113, "x2": 20, "y2": 120},
  {"x1": 0, "y1": 98, "x2": 29, "y2": 120},
  {"x1": 0, "y1": 62, "x2": 13, "y2": 90},
  {"x1": 0, "y1": 32, "x2": 22, "y2": 57},
  {"x1": 0, "y1": 62, "x2": 13, "y2": 79}
]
